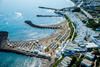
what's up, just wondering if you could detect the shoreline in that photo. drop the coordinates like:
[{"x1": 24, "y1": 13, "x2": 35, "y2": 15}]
[
  {"x1": 8, "y1": 20, "x2": 65, "y2": 42},
  {"x1": 0, "y1": 0, "x2": 76, "y2": 67},
  {"x1": 38, "y1": 20, "x2": 66, "y2": 40},
  {"x1": 0, "y1": 17, "x2": 70, "y2": 66}
]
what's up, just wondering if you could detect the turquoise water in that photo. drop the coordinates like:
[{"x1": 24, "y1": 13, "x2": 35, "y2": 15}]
[
  {"x1": 0, "y1": 52, "x2": 34, "y2": 67},
  {"x1": 0, "y1": 0, "x2": 74, "y2": 67},
  {"x1": 0, "y1": 0, "x2": 73, "y2": 41}
]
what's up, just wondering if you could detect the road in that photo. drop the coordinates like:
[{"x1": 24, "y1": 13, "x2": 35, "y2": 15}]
[
  {"x1": 65, "y1": 11, "x2": 100, "y2": 46},
  {"x1": 81, "y1": 8, "x2": 93, "y2": 19}
]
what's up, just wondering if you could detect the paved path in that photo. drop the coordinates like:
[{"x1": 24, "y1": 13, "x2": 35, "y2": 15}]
[
  {"x1": 65, "y1": 11, "x2": 100, "y2": 45},
  {"x1": 81, "y1": 8, "x2": 93, "y2": 19}
]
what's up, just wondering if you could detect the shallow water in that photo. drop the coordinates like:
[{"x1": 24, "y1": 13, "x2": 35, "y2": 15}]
[
  {"x1": 0, "y1": 0, "x2": 73, "y2": 41},
  {"x1": 0, "y1": 0, "x2": 74, "y2": 67}
]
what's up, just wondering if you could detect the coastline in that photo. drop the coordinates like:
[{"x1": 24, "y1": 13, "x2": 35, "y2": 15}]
[
  {"x1": 0, "y1": 19, "x2": 70, "y2": 66},
  {"x1": 0, "y1": 0, "x2": 76, "y2": 67},
  {"x1": 38, "y1": 20, "x2": 69, "y2": 47}
]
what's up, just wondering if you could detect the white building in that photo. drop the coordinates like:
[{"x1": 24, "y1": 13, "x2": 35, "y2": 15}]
[
  {"x1": 63, "y1": 42, "x2": 86, "y2": 56},
  {"x1": 85, "y1": 43, "x2": 98, "y2": 49},
  {"x1": 81, "y1": 59, "x2": 93, "y2": 67},
  {"x1": 58, "y1": 57, "x2": 72, "y2": 67},
  {"x1": 84, "y1": 52, "x2": 95, "y2": 61}
]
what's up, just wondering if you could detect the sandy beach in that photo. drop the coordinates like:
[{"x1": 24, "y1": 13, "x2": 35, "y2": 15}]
[
  {"x1": 0, "y1": 20, "x2": 70, "y2": 67},
  {"x1": 37, "y1": 20, "x2": 70, "y2": 64}
]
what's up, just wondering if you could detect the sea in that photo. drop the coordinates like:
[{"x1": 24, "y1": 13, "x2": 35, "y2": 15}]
[{"x1": 0, "y1": 0, "x2": 74, "y2": 67}]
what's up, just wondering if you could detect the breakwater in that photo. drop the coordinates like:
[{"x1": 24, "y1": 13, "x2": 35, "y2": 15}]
[
  {"x1": 38, "y1": 6, "x2": 58, "y2": 10},
  {"x1": 25, "y1": 20, "x2": 61, "y2": 29},
  {"x1": 0, "y1": 48, "x2": 51, "y2": 61},
  {"x1": 0, "y1": 31, "x2": 51, "y2": 61},
  {"x1": 37, "y1": 15, "x2": 62, "y2": 17},
  {"x1": 0, "y1": 41, "x2": 51, "y2": 61},
  {"x1": 0, "y1": 20, "x2": 70, "y2": 65}
]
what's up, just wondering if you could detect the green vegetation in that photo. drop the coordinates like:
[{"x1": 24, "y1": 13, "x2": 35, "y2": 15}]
[
  {"x1": 93, "y1": 48, "x2": 100, "y2": 67},
  {"x1": 84, "y1": 36, "x2": 88, "y2": 41},
  {"x1": 88, "y1": 6, "x2": 100, "y2": 17},
  {"x1": 93, "y1": 48, "x2": 100, "y2": 55},
  {"x1": 71, "y1": 57, "x2": 83, "y2": 67},
  {"x1": 82, "y1": 20, "x2": 87, "y2": 23},
  {"x1": 80, "y1": 11, "x2": 87, "y2": 17},
  {"x1": 84, "y1": 35, "x2": 90, "y2": 41},
  {"x1": 63, "y1": 14, "x2": 76, "y2": 41},
  {"x1": 75, "y1": 58, "x2": 83, "y2": 67},
  {"x1": 80, "y1": 54, "x2": 84, "y2": 58},
  {"x1": 96, "y1": 57, "x2": 100, "y2": 67},
  {"x1": 99, "y1": 18, "x2": 100, "y2": 23},
  {"x1": 72, "y1": 32, "x2": 77, "y2": 41},
  {"x1": 69, "y1": 56, "x2": 77, "y2": 67},
  {"x1": 72, "y1": 64, "x2": 77, "y2": 67},
  {"x1": 52, "y1": 57, "x2": 64, "y2": 67},
  {"x1": 52, "y1": 15, "x2": 77, "y2": 67},
  {"x1": 55, "y1": 58, "x2": 58, "y2": 62},
  {"x1": 72, "y1": 7, "x2": 81, "y2": 12},
  {"x1": 86, "y1": 19, "x2": 100, "y2": 30},
  {"x1": 70, "y1": 55, "x2": 84, "y2": 67},
  {"x1": 45, "y1": 48, "x2": 49, "y2": 52}
]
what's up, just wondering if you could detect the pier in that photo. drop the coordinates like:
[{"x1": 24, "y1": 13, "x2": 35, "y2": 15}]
[
  {"x1": 0, "y1": 48, "x2": 51, "y2": 61},
  {"x1": 38, "y1": 6, "x2": 76, "y2": 11},
  {"x1": 38, "y1": 6, "x2": 59, "y2": 11},
  {"x1": 37, "y1": 15, "x2": 62, "y2": 17},
  {"x1": 0, "y1": 31, "x2": 51, "y2": 60},
  {"x1": 25, "y1": 20, "x2": 62, "y2": 29},
  {"x1": 0, "y1": 20, "x2": 70, "y2": 63}
]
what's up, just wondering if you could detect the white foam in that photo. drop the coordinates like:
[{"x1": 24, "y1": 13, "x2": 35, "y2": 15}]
[
  {"x1": 30, "y1": 58, "x2": 42, "y2": 67},
  {"x1": 15, "y1": 12, "x2": 23, "y2": 18},
  {"x1": 29, "y1": 33, "x2": 38, "y2": 36},
  {"x1": 46, "y1": 10, "x2": 54, "y2": 13},
  {"x1": 30, "y1": 58, "x2": 36, "y2": 67}
]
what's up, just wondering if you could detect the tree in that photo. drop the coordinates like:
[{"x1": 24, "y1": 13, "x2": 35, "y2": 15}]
[
  {"x1": 72, "y1": 64, "x2": 77, "y2": 67},
  {"x1": 72, "y1": 7, "x2": 81, "y2": 12},
  {"x1": 45, "y1": 48, "x2": 49, "y2": 52},
  {"x1": 98, "y1": 18, "x2": 100, "y2": 23}
]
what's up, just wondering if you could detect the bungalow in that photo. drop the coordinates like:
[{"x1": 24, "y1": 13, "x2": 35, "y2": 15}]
[
  {"x1": 84, "y1": 52, "x2": 95, "y2": 61},
  {"x1": 81, "y1": 59, "x2": 93, "y2": 67},
  {"x1": 63, "y1": 42, "x2": 86, "y2": 56},
  {"x1": 58, "y1": 56, "x2": 72, "y2": 67},
  {"x1": 85, "y1": 43, "x2": 98, "y2": 51}
]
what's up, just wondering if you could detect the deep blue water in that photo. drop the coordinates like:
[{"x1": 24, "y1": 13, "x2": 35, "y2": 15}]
[{"x1": 0, "y1": 0, "x2": 74, "y2": 67}]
